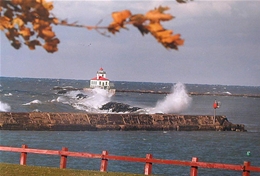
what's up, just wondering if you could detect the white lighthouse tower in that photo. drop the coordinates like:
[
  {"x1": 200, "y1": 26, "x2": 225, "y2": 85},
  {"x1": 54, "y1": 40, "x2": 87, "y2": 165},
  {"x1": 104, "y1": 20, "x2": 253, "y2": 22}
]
[{"x1": 90, "y1": 67, "x2": 110, "y2": 89}]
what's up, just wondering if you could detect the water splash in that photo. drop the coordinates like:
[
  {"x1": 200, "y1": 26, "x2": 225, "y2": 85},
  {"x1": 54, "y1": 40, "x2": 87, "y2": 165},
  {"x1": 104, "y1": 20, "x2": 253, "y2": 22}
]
[
  {"x1": 149, "y1": 82, "x2": 192, "y2": 114},
  {"x1": 0, "y1": 101, "x2": 11, "y2": 112},
  {"x1": 57, "y1": 88, "x2": 114, "y2": 112},
  {"x1": 77, "y1": 88, "x2": 113, "y2": 110}
]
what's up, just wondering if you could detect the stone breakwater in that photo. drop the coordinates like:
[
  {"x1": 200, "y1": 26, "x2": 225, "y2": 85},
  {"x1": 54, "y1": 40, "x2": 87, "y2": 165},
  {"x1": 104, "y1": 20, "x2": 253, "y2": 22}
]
[{"x1": 0, "y1": 112, "x2": 246, "y2": 131}]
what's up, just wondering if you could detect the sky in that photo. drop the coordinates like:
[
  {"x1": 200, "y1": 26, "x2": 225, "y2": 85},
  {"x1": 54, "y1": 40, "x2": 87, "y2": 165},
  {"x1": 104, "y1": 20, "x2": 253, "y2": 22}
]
[{"x1": 1, "y1": 0, "x2": 260, "y2": 86}]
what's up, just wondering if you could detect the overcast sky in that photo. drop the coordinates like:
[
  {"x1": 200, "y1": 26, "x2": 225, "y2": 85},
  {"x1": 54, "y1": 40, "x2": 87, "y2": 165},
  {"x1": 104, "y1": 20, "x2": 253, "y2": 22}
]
[{"x1": 1, "y1": 0, "x2": 260, "y2": 86}]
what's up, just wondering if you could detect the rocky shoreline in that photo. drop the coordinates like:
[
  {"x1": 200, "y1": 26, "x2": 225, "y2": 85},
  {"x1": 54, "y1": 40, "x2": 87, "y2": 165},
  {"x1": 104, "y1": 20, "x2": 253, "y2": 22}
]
[{"x1": 0, "y1": 112, "x2": 246, "y2": 131}]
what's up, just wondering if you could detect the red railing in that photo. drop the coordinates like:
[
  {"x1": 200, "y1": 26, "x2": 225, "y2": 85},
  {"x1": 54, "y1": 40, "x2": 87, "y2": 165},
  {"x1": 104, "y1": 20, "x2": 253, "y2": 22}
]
[{"x1": 0, "y1": 145, "x2": 260, "y2": 176}]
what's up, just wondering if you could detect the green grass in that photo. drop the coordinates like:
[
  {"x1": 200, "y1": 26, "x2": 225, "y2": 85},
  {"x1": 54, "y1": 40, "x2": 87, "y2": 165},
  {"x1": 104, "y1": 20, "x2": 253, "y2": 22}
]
[{"x1": 0, "y1": 163, "x2": 144, "y2": 176}]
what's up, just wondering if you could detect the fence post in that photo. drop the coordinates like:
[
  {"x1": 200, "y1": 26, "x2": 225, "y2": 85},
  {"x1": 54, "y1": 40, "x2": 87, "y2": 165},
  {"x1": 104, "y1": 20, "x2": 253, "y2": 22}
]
[
  {"x1": 144, "y1": 154, "x2": 153, "y2": 175},
  {"x1": 190, "y1": 157, "x2": 199, "y2": 176},
  {"x1": 20, "y1": 144, "x2": 28, "y2": 165},
  {"x1": 243, "y1": 161, "x2": 251, "y2": 176},
  {"x1": 60, "y1": 147, "x2": 68, "y2": 169},
  {"x1": 100, "y1": 150, "x2": 108, "y2": 172}
]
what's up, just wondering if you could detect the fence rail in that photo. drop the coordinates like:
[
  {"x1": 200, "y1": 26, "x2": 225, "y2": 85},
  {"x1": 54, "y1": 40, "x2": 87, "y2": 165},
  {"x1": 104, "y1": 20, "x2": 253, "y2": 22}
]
[{"x1": 0, "y1": 145, "x2": 260, "y2": 176}]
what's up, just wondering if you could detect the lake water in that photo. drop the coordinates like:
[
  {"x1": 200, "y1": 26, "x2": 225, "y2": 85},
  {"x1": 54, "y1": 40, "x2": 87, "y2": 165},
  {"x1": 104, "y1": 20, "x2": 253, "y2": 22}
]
[{"x1": 0, "y1": 77, "x2": 260, "y2": 175}]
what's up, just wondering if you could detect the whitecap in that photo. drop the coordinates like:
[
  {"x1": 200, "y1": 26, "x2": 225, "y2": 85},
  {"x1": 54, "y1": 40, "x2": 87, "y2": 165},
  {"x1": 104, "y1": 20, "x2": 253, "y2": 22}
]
[
  {"x1": 223, "y1": 91, "x2": 232, "y2": 95},
  {"x1": 23, "y1": 100, "x2": 42, "y2": 106},
  {"x1": 4, "y1": 93, "x2": 13, "y2": 96}
]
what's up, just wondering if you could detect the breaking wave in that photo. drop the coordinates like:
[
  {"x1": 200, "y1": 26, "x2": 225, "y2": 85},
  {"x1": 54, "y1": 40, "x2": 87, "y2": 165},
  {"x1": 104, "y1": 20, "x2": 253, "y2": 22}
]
[
  {"x1": 56, "y1": 88, "x2": 114, "y2": 112},
  {"x1": 23, "y1": 100, "x2": 42, "y2": 106},
  {"x1": 55, "y1": 83, "x2": 191, "y2": 114},
  {"x1": 147, "y1": 82, "x2": 192, "y2": 114},
  {"x1": 0, "y1": 101, "x2": 11, "y2": 112}
]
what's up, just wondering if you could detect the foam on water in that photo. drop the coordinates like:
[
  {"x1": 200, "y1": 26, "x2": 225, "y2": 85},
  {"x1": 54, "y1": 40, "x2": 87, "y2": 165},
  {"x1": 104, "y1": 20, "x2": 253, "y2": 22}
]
[{"x1": 0, "y1": 101, "x2": 11, "y2": 112}]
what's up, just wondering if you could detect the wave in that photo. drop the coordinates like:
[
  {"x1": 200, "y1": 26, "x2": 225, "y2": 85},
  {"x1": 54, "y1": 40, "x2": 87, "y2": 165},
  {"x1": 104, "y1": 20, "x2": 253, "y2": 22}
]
[
  {"x1": 0, "y1": 101, "x2": 11, "y2": 112},
  {"x1": 55, "y1": 88, "x2": 113, "y2": 112},
  {"x1": 4, "y1": 93, "x2": 13, "y2": 96},
  {"x1": 23, "y1": 100, "x2": 42, "y2": 106},
  {"x1": 147, "y1": 82, "x2": 192, "y2": 114},
  {"x1": 55, "y1": 83, "x2": 192, "y2": 114}
]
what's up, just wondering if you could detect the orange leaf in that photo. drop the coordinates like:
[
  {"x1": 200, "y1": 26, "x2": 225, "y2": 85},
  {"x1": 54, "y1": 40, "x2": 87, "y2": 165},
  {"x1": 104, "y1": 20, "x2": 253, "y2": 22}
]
[
  {"x1": 147, "y1": 23, "x2": 164, "y2": 33},
  {"x1": 0, "y1": 16, "x2": 11, "y2": 30},
  {"x1": 156, "y1": 30, "x2": 173, "y2": 38},
  {"x1": 41, "y1": 28, "x2": 55, "y2": 39},
  {"x1": 161, "y1": 34, "x2": 181, "y2": 43},
  {"x1": 19, "y1": 27, "x2": 31, "y2": 40},
  {"x1": 12, "y1": 17, "x2": 24, "y2": 27},
  {"x1": 145, "y1": 6, "x2": 173, "y2": 22},
  {"x1": 111, "y1": 10, "x2": 131, "y2": 26},
  {"x1": 43, "y1": 42, "x2": 58, "y2": 53}
]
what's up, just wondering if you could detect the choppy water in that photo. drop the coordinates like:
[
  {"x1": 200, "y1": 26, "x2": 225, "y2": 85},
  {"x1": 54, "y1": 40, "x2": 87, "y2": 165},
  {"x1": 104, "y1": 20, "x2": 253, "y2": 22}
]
[{"x1": 0, "y1": 77, "x2": 260, "y2": 175}]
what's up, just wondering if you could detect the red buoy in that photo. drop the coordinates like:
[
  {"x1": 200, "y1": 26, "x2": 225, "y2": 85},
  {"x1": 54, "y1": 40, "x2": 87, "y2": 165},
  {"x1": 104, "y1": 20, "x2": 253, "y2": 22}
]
[{"x1": 213, "y1": 100, "x2": 218, "y2": 109}]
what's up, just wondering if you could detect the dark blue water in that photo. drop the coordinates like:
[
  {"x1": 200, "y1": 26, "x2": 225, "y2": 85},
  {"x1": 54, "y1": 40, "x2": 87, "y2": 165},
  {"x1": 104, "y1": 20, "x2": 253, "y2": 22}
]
[
  {"x1": 1, "y1": 131, "x2": 260, "y2": 175},
  {"x1": 0, "y1": 77, "x2": 260, "y2": 175}
]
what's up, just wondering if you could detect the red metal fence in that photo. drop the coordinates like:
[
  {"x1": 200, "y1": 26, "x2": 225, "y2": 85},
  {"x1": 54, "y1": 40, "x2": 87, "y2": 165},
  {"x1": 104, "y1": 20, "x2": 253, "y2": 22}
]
[{"x1": 0, "y1": 144, "x2": 260, "y2": 176}]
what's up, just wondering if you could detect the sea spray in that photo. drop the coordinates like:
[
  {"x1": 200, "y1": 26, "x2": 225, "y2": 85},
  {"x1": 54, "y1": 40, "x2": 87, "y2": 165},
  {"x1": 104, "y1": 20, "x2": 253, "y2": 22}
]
[
  {"x1": 0, "y1": 101, "x2": 11, "y2": 112},
  {"x1": 71, "y1": 88, "x2": 113, "y2": 111},
  {"x1": 149, "y1": 82, "x2": 192, "y2": 114}
]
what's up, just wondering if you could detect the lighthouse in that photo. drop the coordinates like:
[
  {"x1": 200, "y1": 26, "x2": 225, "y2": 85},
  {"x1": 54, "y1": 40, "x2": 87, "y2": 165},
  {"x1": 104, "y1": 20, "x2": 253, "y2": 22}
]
[{"x1": 90, "y1": 68, "x2": 110, "y2": 89}]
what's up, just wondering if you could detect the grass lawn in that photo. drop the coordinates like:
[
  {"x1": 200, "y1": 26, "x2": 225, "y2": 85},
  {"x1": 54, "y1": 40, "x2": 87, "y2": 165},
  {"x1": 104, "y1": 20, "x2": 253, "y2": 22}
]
[{"x1": 0, "y1": 163, "x2": 144, "y2": 176}]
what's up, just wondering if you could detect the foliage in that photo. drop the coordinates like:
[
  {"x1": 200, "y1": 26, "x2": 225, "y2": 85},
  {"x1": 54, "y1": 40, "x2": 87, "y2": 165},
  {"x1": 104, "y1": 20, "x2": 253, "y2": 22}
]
[{"x1": 0, "y1": 0, "x2": 185, "y2": 53}]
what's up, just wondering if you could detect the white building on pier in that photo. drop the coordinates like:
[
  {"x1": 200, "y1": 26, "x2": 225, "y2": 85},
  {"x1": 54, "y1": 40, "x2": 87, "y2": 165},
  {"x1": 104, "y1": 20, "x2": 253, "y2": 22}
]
[{"x1": 90, "y1": 67, "x2": 110, "y2": 89}]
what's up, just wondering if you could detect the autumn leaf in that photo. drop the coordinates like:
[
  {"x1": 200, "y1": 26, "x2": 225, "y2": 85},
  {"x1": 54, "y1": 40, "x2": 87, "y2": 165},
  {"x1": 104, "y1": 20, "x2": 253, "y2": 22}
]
[
  {"x1": 19, "y1": 26, "x2": 32, "y2": 40},
  {"x1": 5, "y1": 28, "x2": 19, "y2": 40},
  {"x1": 52, "y1": 17, "x2": 59, "y2": 25},
  {"x1": 41, "y1": 27, "x2": 55, "y2": 39},
  {"x1": 1, "y1": 1, "x2": 185, "y2": 53},
  {"x1": 11, "y1": 39, "x2": 21, "y2": 49},
  {"x1": 43, "y1": 42, "x2": 58, "y2": 53},
  {"x1": 25, "y1": 39, "x2": 41, "y2": 50},
  {"x1": 4, "y1": 8, "x2": 13, "y2": 20},
  {"x1": 0, "y1": 16, "x2": 11, "y2": 30},
  {"x1": 112, "y1": 10, "x2": 131, "y2": 26},
  {"x1": 145, "y1": 6, "x2": 173, "y2": 23},
  {"x1": 108, "y1": 10, "x2": 131, "y2": 34},
  {"x1": 147, "y1": 23, "x2": 164, "y2": 33},
  {"x1": 41, "y1": 0, "x2": 54, "y2": 11},
  {"x1": 12, "y1": 17, "x2": 24, "y2": 27},
  {"x1": 129, "y1": 14, "x2": 149, "y2": 35}
]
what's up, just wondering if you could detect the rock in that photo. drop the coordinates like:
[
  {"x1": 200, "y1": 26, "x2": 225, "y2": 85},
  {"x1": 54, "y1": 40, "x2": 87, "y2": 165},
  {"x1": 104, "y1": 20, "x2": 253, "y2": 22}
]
[
  {"x1": 57, "y1": 90, "x2": 67, "y2": 94},
  {"x1": 76, "y1": 93, "x2": 87, "y2": 100},
  {"x1": 100, "y1": 102, "x2": 141, "y2": 112}
]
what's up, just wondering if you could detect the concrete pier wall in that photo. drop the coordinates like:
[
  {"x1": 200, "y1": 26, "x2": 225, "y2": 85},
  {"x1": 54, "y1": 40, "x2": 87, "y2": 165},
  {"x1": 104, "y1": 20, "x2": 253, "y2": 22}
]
[{"x1": 0, "y1": 112, "x2": 246, "y2": 131}]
